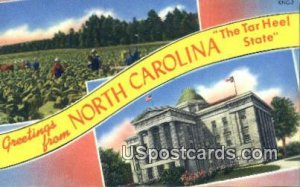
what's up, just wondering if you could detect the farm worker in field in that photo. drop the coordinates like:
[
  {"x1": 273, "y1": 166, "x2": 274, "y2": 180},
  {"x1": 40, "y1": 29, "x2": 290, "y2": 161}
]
[
  {"x1": 132, "y1": 48, "x2": 140, "y2": 62},
  {"x1": 51, "y1": 57, "x2": 64, "y2": 78},
  {"x1": 123, "y1": 48, "x2": 140, "y2": 66},
  {"x1": 89, "y1": 49, "x2": 101, "y2": 71},
  {"x1": 25, "y1": 60, "x2": 32, "y2": 69},
  {"x1": 122, "y1": 49, "x2": 133, "y2": 66},
  {"x1": 32, "y1": 58, "x2": 40, "y2": 70},
  {"x1": 19, "y1": 59, "x2": 26, "y2": 70},
  {"x1": 124, "y1": 51, "x2": 132, "y2": 66}
]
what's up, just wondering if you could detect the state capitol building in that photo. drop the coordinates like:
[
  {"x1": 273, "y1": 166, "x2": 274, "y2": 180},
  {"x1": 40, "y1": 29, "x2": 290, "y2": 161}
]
[{"x1": 125, "y1": 88, "x2": 277, "y2": 184}]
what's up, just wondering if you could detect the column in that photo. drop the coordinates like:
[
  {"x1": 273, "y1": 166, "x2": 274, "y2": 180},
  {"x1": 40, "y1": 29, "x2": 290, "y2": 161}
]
[
  {"x1": 138, "y1": 132, "x2": 146, "y2": 151},
  {"x1": 130, "y1": 159, "x2": 139, "y2": 183},
  {"x1": 141, "y1": 169, "x2": 149, "y2": 183},
  {"x1": 234, "y1": 112, "x2": 243, "y2": 145},
  {"x1": 265, "y1": 113, "x2": 273, "y2": 148},
  {"x1": 170, "y1": 122, "x2": 179, "y2": 148},
  {"x1": 257, "y1": 110, "x2": 265, "y2": 148},
  {"x1": 159, "y1": 125, "x2": 167, "y2": 149},
  {"x1": 260, "y1": 111, "x2": 269, "y2": 148},
  {"x1": 179, "y1": 124, "x2": 188, "y2": 148},
  {"x1": 138, "y1": 132, "x2": 142, "y2": 143},
  {"x1": 265, "y1": 116, "x2": 273, "y2": 148},
  {"x1": 138, "y1": 132, "x2": 147, "y2": 183},
  {"x1": 153, "y1": 166, "x2": 159, "y2": 179}
]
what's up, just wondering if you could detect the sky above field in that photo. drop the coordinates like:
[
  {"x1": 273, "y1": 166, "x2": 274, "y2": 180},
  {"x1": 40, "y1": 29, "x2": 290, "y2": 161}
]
[
  {"x1": 0, "y1": 0, "x2": 198, "y2": 46},
  {"x1": 1, "y1": 0, "x2": 299, "y2": 46},
  {"x1": 87, "y1": 49, "x2": 300, "y2": 152}
]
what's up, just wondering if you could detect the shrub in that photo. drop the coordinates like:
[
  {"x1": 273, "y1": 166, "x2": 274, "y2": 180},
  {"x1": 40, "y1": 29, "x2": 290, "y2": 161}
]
[
  {"x1": 223, "y1": 166, "x2": 234, "y2": 174},
  {"x1": 181, "y1": 170, "x2": 207, "y2": 186},
  {"x1": 286, "y1": 142, "x2": 300, "y2": 157},
  {"x1": 160, "y1": 166, "x2": 185, "y2": 186},
  {"x1": 99, "y1": 148, "x2": 133, "y2": 186}
]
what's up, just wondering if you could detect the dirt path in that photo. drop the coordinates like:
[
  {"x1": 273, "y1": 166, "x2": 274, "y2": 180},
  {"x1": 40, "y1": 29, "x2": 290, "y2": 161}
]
[{"x1": 267, "y1": 155, "x2": 300, "y2": 169}]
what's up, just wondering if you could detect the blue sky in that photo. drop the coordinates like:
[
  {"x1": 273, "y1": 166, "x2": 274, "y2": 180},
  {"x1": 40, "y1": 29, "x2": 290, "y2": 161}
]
[
  {"x1": 1, "y1": 0, "x2": 299, "y2": 46},
  {"x1": 293, "y1": 48, "x2": 300, "y2": 89},
  {"x1": 0, "y1": 0, "x2": 197, "y2": 32},
  {"x1": 87, "y1": 49, "x2": 299, "y2": 149},
  {"x1": 1, "y1": 0, "x2": 299, "y2": 33},
  {"x1": 0, "y1": 0, "x2": 198, "y2": 46}
]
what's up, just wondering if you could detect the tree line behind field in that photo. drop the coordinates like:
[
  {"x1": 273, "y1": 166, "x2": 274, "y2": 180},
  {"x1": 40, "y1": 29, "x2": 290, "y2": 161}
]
[{"x1": 0, "y1": 9, "x2": 199, "y2": 54}]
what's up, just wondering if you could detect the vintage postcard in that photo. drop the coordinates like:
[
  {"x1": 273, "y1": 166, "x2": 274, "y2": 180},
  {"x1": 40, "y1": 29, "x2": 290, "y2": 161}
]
[{"x1": 0, "y1": 0, "x2": 299, "y2": 186}]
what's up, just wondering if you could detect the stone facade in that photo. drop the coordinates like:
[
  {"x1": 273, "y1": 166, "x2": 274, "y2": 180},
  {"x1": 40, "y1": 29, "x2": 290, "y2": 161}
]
[{"x1": 125, "y1": 91, "x2": 277, "y2": 184}]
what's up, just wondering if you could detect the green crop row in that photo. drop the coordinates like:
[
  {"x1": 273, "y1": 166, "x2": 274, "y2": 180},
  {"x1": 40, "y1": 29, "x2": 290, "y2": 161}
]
[{"x1": 0, "y1": 42, "x2": 166, "y2": 124}]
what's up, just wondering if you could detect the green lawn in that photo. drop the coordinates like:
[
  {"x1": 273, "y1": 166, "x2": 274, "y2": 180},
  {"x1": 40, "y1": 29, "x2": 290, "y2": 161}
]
[
  {"x1": 150, "y1": 165, "x2": 280, "y2": 186},
  {"x1": 207, "y1": 165, "x2": 280, "y2": 183},
  {"x1": 286, "y1": 157, "x2": 300, "y2": 161}
]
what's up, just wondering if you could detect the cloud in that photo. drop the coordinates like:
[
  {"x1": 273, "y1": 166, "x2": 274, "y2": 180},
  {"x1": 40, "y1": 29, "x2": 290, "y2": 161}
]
[
  {"x1": 98, "y1": 118, "x2": 136, "y2": 152},
  {"x1": 0, "y1": 0, "x2": 23, "y2": 4},
  {"x1": 158, "y1": 4, "x2": 185, "y2": 20},
  {"x1": 256, "y1": 88, "x2": 282, "y2": 105},
  {"x1": 196, "y1": 67, "x2": 282, "y2": 105},
  {"x1": 0, "y1": 8, "x2": 116, "y2": 46},
  {"x1": 81, "y1": 8, "x2": 116, "y2": 21}
]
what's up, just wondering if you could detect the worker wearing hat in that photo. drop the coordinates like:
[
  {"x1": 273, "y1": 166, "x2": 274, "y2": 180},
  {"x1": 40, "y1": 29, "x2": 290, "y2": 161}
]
[
  {"x1": 51, "y1": 57, "x2": 64, "y2": 78},
  {"x1": 88, "y1": 49, "x2": 102, "y2": 73},
  {"x1": 32, "y1": 57, "x2": 40, "y2": 71}
]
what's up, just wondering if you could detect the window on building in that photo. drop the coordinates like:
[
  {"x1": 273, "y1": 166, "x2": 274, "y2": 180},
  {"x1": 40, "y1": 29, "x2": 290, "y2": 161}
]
[
  {"x1": 211, "y1": 121, "x2": 217, "y2": 128},
  {"x1": 205, "y1": 141, "x2": 210, "y2": 147},
  {"x1": 225, "y1": 135, "x2": 232, "y2": 145},
  {"x1": 152, "y1": 128, "x2": 161, "y2": 149},
  {"x1": 164, "y1": 124, "x2": 172, "y2": 149},
  {"x1": 222, "y1": 117, "x2": 228, "y2": 126},
  {"x1": 241, "y1": 126, "x2": 251, "y2": 144},
  {"x1": 225, "y1": 134, "x2": 232, "y2": 146},
  {"x1": 169, "y1": 162, "x2": 176, "y2": 169},
  {"x1": 222, "y1": 117, "x2": 230, "y2": 133},
  {"x1": 147, "y1": 168, "x2": 154, "y2": 180},
  {"x1": 226, "y1": 139, "x2": 232, "y2": 146},
  {"x1": 158, "y1": 165, "x2": 164, "y2": 176},
  {"x1": 187, "y1": 126, "x2": 194, "y2": 141},
  {"x1": 244, "y1": 134, "x2": 251, "y2": 144},
  {"x1": 238, "y1": 110, "x2": 248, "y2": 127},
  {"x1": 238, "y1": 109, "x2": 252, "y2": 144},
  {"x1": 215, "y1": 135, "x2": 220, "y2": 144},
  {"x1": 211, "y1": 121, "x2": 217, "y2": 134},
  {"x1": 242, "y1": 126, "x2": 249, "y2": 134},
  {"x1": 190, "y1": 105, "x2": 196, "y2": 112},
  {"x1": 239, "y1": 110, "x2": 246, "y2": 119},
  {"x1": 224, "y1": 129, "x2": 231, "y2": 135}
]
